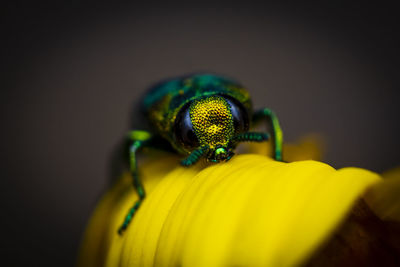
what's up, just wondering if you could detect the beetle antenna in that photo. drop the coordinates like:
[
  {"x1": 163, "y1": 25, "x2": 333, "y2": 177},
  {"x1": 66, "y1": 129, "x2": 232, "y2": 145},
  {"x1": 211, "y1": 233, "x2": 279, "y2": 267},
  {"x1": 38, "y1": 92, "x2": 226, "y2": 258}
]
[
  {"x1": 233, "y1": 132, "x2": 269, "y2": 143},
  {"x1": 181, "y1": 145, "x2": 209, "y2": 166}
]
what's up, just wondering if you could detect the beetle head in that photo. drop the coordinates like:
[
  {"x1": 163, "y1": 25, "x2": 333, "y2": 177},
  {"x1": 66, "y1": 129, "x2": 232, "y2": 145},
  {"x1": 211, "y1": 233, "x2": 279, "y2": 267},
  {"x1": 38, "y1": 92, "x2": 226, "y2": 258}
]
[{"x1": 174, "y1": 95, "x2": 249, "y2": 163}]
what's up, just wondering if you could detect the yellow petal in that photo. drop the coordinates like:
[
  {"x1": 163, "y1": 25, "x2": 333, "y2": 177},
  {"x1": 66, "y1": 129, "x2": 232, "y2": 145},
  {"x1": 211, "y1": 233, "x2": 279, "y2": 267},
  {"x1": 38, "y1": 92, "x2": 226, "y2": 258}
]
[
  {"x1": 364, "y1": 166, "x2": 400, "y2": 222},
  {"x1": 78, "y1": 154, "x2": 182, "y2": 267},
  {"x1": 78, "y1": 154, "x2": 381, "y2": 267},
  {"x1": 246, "y1": 134, "x2": 324, "y2": 162}
]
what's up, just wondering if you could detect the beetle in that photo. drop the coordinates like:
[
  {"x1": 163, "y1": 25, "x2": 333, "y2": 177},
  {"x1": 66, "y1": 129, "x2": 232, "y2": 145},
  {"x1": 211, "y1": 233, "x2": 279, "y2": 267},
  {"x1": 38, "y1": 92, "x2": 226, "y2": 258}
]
[{"x1": 117, "y1": 73, "x2": 283, "y2": 234}]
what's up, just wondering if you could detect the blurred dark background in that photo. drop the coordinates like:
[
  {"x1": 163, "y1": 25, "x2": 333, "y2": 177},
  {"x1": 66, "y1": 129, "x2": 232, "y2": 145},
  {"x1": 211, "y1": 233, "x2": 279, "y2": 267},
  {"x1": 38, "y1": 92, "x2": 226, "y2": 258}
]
[{"x1": 1, "y1": 2, "x2": 399, "y2": 266}]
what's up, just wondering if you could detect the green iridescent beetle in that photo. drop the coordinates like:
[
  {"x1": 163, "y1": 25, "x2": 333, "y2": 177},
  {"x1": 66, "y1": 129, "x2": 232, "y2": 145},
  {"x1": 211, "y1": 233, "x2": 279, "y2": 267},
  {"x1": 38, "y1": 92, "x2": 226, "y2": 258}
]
[{"x1": 117, "y1": 73, "x2": 283, "y2": 234}]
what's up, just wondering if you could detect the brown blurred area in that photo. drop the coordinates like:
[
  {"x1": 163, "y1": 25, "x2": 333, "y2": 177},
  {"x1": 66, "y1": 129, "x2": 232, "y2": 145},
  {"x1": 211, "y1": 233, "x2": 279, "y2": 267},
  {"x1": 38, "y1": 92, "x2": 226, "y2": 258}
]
[
  {"x1": 1, "y1": 2, "x2": 400, "y2": 266},
  {"x1": 306, "y1": 200, "x2": 400, "y2": 266}
]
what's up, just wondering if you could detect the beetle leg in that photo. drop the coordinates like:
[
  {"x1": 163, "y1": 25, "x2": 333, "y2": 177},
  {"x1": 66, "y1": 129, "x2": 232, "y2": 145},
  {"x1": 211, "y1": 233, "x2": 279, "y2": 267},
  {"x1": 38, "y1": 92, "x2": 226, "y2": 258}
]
[
  {"x1": 181, "y1": 145, "x2": 208, "y2": 166},
  {"x1": 252, "y1": 108, "x2": 283, "y2": 161},
  {"x1": 118, "y1": 130, "x2": 152, "y2": 235}
]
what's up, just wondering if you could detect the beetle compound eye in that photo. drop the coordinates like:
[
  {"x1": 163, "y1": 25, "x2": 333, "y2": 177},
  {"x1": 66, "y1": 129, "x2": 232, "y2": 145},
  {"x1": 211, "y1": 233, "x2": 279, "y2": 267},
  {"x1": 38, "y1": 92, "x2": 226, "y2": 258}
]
[
  {"x1": 224, "y1": 96, "x2": 250, "y2": 134},
  {"x1": 174, "y1": 102, "x2": 199, "y2": 150}
]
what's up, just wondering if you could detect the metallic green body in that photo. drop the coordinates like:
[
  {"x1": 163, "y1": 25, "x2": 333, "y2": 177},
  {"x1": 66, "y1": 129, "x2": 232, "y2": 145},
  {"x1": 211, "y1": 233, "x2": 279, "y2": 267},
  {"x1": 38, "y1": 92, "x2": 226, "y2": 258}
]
[
  {"x1": 143, "y1": 74, "x2": 252, "y2": 154},
  {"x1": 118, "y1": 73, "x2": 284, "y2": 235}
]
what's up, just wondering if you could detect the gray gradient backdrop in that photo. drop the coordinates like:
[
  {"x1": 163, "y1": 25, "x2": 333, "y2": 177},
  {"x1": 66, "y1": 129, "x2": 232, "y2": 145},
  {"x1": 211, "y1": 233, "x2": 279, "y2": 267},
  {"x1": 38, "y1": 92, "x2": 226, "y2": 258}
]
[{"x1": 2, "y1": 3, "x2": 400, "y2": 266}]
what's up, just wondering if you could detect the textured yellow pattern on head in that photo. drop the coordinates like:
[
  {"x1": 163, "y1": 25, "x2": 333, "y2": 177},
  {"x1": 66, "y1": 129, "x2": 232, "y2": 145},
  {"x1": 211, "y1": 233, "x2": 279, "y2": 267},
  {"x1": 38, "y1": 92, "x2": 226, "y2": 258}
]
[{"x1": 189, "y1": 96, "x2": 234, "y2": 149}]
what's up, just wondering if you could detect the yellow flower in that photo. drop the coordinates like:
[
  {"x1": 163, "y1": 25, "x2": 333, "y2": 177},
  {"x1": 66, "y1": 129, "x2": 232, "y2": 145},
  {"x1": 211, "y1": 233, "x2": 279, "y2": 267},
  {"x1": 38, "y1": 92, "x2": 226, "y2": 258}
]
[{"x1": 77, "y1": 138, "x2": 398, "y2": 267}]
